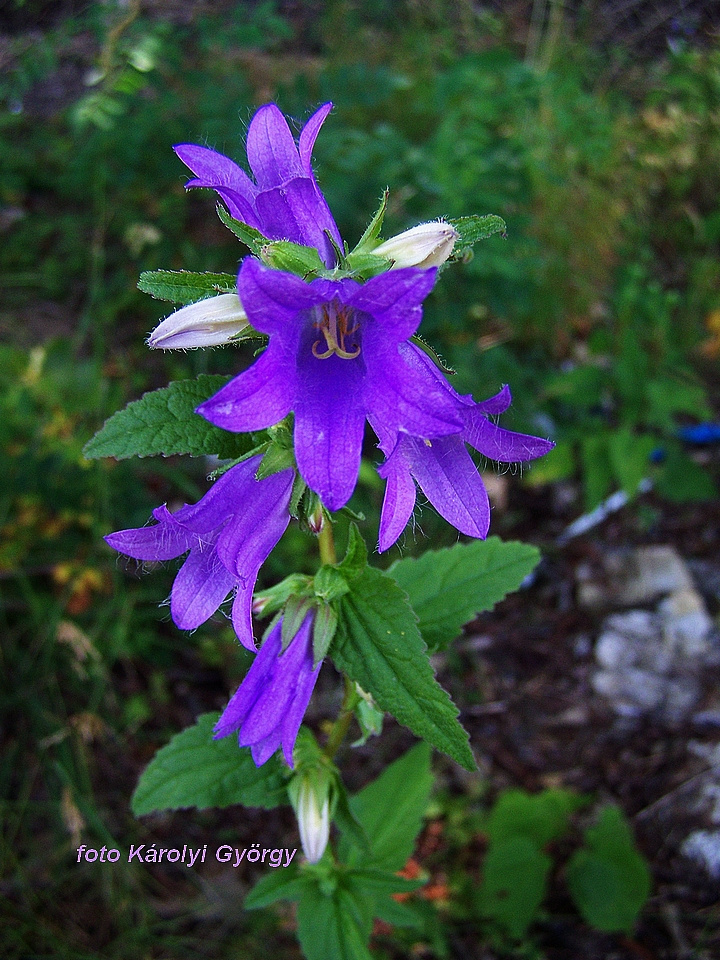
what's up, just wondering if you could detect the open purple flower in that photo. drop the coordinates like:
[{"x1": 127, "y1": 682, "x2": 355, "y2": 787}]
[
  {"x1": 374, "y1": 344, "x2": 554, "y2": 551},
  {"x1": 197, "y1": 258, "x2": 464, "y2": 512},
  {"x1": 214, "y1": 611, "x2": 320, "y2": 767},
  {"x1": 104, "y1": 457, "x2": 293, "y2": 649},
  {"x1": 174, "y1": 102, "x2": 342, "y2": 267}
]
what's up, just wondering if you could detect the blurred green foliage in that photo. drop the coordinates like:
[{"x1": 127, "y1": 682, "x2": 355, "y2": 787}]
[{"x1": 1, "y1": 1, "x2": 718, "y2": 957}]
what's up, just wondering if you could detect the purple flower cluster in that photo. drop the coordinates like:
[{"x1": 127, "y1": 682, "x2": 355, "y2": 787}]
[
  {"x1": 107, "y1": 102, "x2": 554, "y2": 769},
  {"x1": 213, "y1": 611, "x2": 320, "y2": 767},
  {"x1": 175, "y1": 103, "x2": 342, "y2": 268},
  {"x1": 179, "y1": 102, "x2": 553, "y2": 545},
  {"x1": 105, "y1": 456, "x2": 292, "y2": 651}
]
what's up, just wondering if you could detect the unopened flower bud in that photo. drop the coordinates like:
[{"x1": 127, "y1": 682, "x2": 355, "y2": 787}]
[
  {"x1": 251, "y1": 595, "x2": 270, "y2": 615},
  {"x1": 296, "y1": 777, "x2": 330, "y2": 864},
  {"x1": 147, "y1": 293, "x2": 248, "y2": 349},
  {"x1": 373, "y1": 221, "x2": 458, "y2": 269}
]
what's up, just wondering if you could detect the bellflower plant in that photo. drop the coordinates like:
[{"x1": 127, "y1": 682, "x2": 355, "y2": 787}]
[{"x1": 86, "y1": 100, "x2": 556, "y2": 959}]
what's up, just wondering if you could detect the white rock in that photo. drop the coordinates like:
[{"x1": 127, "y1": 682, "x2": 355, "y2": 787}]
[
  {"x1": 659, "y1": 589, "x2": 714, "y2": 659},
  {"x1": 612, "y1": 545, "x2": 695, "y2": 605},
  {"x1": 681, "y1": 829, "x2": 720, "y2": 879}
]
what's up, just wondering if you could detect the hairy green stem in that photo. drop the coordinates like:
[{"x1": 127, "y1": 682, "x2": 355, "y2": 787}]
[
  {"x1": 317, "y1": 518, "x2": 336, "y2": 565},
  {"x1": 323, "y1": 676, "x2": 357, "y2": 760}
]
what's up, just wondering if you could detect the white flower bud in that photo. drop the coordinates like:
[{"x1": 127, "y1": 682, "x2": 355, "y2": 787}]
[
  {"x1": 147, "y1": 293, "x2": 248, "y2": 350},
  {"x1": 373, "y1": 221, "x2": 459, "y2": 269},
  {"x1": 296, "y1": 778, "x2": 330, "y2": 864}
]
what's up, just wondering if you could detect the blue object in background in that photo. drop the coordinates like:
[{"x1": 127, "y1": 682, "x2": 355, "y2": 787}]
[{"x1": 678, "y1": 424, "x2": 720, "y2": 445}]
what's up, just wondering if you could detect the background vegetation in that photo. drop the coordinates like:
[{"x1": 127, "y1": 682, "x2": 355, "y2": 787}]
[{"x1": 1, "y1": 1, "x2": 718, "y2": 957}]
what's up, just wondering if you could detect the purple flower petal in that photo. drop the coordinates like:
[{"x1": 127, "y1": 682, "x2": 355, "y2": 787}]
[
  {"x1": 294, "y1": 346, "x2": 367, "y2": 512},
  {"x1": 170, "y1": 547, "x2": 237, "y2": 630},
  {"x1": 197, "y1": 341, "x2": 296, "y2": 432},
  {"x1": 474, "y1": 384, "x2": 512, "y2": 416},
  {"x1": 216, "y1": 468, "x2": 294, "y2": 649},
  {"x1": 104, "y1": 508, "x2": 195, "y2": 561},
  {"x1": 238, "y1": 257, "x2": 320, "y2": 334},
  {"x1": 464, "y1": 412, "x2": 555, "y2": 462},
  {"x1": 173, "y1": 144, "x2": 260, "y2": 226},
  {"x1": 405, "y1": 434, "x2": 491, "y2": 540},
  {"x1": 213, "y1": 627, "x2": 280, "y2": 739},
  {"x1": 298, "y1": 103, "x2": 333, "y2": 172},
  {"x1": 377, "y1": 443, "x2": 417, "y2": 552},
  {"x1": 255, "y1": 179, "x2": 341, "y2": 266},
  {"x1": 246, "y1": 104, "x2": 304, "y2": 189},
  {"x1": 215, "y1": 612, "x2": 320, "y2": 768},
  {"x1": 364, "y1": 340, "x2": 464, "y2": 438},
  {"x1": 350, "y1": 267, "x2": 438, "y2": 339}
]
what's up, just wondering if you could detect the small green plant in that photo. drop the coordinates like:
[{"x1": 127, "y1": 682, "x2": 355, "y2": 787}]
[
  {"x1": 566, "y1": 805, "x2": 653, "y2": 934},
  {"x1": 474, "y1": 788, "x2": 651, "y2": 947}
]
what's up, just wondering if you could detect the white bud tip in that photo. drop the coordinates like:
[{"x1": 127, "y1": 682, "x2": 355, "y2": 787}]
[
  {"x1": 373, "y1": 221, "x2": 459, "y2": 269},
  {"x1": 297, "y1": 782, "x2": 330, "y2": 864},
  {"x1": 147, "y1": 293, "x2": 248, "y2": 350}
]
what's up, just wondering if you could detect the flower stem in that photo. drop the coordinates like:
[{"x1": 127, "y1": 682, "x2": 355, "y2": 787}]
[
  {"x1": 317, "y1": 517, "x2": 336, "y2": 566},
  {"x1": 323, "y1": 675, "x2": 357, "y2": 760}
]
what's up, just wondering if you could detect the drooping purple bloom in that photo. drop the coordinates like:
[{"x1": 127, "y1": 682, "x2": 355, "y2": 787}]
[
  {"x1": 214, "y1": 611, "x2": 320, "y2": 767},
  {"x1": 104, "y1": 457, "x2": 293, "y2": 649},
  {"x1": 197, "y1": 258, "x2": 464, "y2": 512},
  {"x1": 374, "y1": 344, "x2": 555, "y2": 552},
  {"x1": 174, "y1": 102, "x2": 342, "y2": 267}
]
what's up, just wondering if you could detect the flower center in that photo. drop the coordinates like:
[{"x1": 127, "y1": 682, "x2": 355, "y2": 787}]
[{"x1": 311, "y1": 302, "x2": 360, "y2": 360}]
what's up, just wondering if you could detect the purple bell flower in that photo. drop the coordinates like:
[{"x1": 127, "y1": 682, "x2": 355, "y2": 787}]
[
  {"x1": 104, "y1": 456, "x2": 293, "y2": 650},
  {"x1": 197, "y1": 258, "x2": 463, "y2": 512},
  {"x1": 174, "y1": 102, "x2": 342, "y2": 267},
  {"x1": 374, "y1": 344, "x2": 555, "y2": 551},
  {"x1": 214, "y1": 611, "x2": 320, "y2": 767}
]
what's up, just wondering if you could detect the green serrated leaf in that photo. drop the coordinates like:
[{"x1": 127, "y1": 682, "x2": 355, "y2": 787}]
[
  {"x1": 131, "y1": 713, "x2": 287, "y2": 814},
  {"x1": 352, "y1": 189, "x2": 389, "y2": 252},
  {"x1": 335, "y1": 523, "x2": 368, "y2": 582},
  {"x1": 216, "y1": 203, "x2": 268, "y2": 254},
  {"x1": 313, "y1": 603, "x2": 339, "y2": 664},
  {"x1": 566, "y1": 805, "x2": 651, "y2": 934},
  {"x1": 450, "y1": 214, "x2": 507, "y2": 252},
  {"x1": 372, "y1": 896, "x2": 425, "y2": 930},
  {"x1": 83, "y1": 375, "x2": 253, "y2": 460},
  {"x1": 332, "y1": 569, "x2": 475, "y2": 770},
  {"x1": 389, "y1": 538, "x2": 540, "y2": 653},
  {"x1": 244, "y1": 866, "x2": 304, "y2": 909},
  {"x1": 257, "y1": 440, "x2": 296, "y2": 479},
  {"x1": 261, "y1": 240, "x2": 327, "y2": 277},
  {"x1": 333, "y1": 782, "x2": 371, "y2": 855},
  {"x1": 350, "y1": 867, "x2": 426, "y2": 897},
  {"x1": 137, "y1": 269, "x2": 237, "y2": 304},
  {"x1": 297, "y1": 880, "x2": 374, "y2": 960},
  {"x1": 339, "y1": 743, "x2": 433, "y2": 870},
  {"x1": 314, "y1": 565, "x2": 350, "y2": 604}
]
